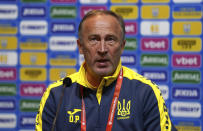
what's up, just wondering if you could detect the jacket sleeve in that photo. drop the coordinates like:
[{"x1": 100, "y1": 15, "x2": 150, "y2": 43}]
[
  {"x1": 35, "y1": 86, "x2": 57, "y2": 131},
  {"x1": 143, "y1": 84, "x2": 177, "y2": 131}
]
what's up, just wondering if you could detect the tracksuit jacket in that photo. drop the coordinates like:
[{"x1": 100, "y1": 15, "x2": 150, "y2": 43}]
[{"x1": 35, "y1": 61, "x2": 177, "y2": 131}]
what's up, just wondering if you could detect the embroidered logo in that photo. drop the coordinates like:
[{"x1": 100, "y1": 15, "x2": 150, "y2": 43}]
[
  {"x1": 117, "y1": 99, "x2": 131, "y2": 120},
  {"x1": 67, "y1": 109, "x2": 81, "y2": 123}
]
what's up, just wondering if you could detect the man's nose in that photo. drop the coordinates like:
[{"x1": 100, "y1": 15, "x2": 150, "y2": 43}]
[{"x1": 97, "y1": 40, "x2": 107, "y2": 55}]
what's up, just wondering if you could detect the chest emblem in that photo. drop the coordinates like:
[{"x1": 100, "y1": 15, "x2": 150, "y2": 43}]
[
  {"x1": 117, "y1": 99, "x2": 131, "y2": 120},
  {"x1": 67, "y1": 109, "x2": 81, "y2": 123}
]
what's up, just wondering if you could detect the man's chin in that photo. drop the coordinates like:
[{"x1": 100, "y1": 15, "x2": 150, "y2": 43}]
[{"x1": 94, "y1": 67, "x2": 113, "y2": 77}]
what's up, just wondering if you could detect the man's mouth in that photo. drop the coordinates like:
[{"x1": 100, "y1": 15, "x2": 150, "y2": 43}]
[{"x1": 96, "y1": 59, "x2": 109, "y2": 66}]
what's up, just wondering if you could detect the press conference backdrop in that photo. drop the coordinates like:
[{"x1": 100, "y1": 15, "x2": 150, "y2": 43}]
[{"x1": 0, "y1": 0, "x2": 202, "y2": 130}]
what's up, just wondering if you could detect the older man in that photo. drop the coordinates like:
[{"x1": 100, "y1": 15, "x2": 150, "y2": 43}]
[{"x1": 35, "y1": 10, "x2": 176, "y2": 131}]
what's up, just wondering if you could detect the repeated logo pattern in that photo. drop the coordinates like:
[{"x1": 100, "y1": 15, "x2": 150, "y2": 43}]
[{"x1": 0, "y1": 0, "x2": 202, "y2": 130}]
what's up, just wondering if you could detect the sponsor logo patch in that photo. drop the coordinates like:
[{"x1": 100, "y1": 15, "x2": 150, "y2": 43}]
[
  {"x1": 0, "y1": 36, "x2": 17, "y2": 50},
  {"x1": 172, "y1": 37, "x2": 202, "y2": 52},
  {"x1": 111, "y1": 6, "x2": 138, "y2": 19},
  {"x1": 0, "y1": 22, "x2": 17, "y2": 34},
  {"x1": 20, "y1": 115, "x2": 36, "y2": 127},
  {"x1": 125, "y1": 38, "x2": 137, "y2": 50},
  {"x1": 172, "y1": 54, "x2": 201, "y2": 68},
  {"x1": 125, "y1": 22, "x2": 137, "y2": 35},
  {"x1": 20, "y1": 37, "x2": 47, "y2": 50},
  {"x1": 49, "y1": 36, "x2": 77, "y2": 51},
  {"x1": 0, "y1": 99, "x2": 15, "y2": 110},
  {"x1": 50, "y1": 6, "x2": 76, "y2": 18},
  {"x1": 0, "y1": 83, "x2": 16, "y2": 96},
  {"x1": 141, "y1": 70, "x2": 167, "y2": 82},
  {"x1": 20, "y1": 67, "x2": 46, "y2": 81},
  {"x1": 172, "y1": 87, "x2": 200, "y2": 100},
  {"x1": 141, "y1": 21, "x2": 169, "y2": 36},
  {"x1": 171, "y1": 102, "x2": 201, "y2": 118},
  {"x1": 173, "y1": 0, "x2": 201, "y2": 3},
  {"x1": 0, "y1": 68, "x2": 16, "y2": 80},
  {"x1": 142, "y1": 0, "x2": 169, "y2": 3},
  {"x1": 141, "y1": 38, "x2": 169, "y2": 51},
  {"x1": 80, "y1": 0, "x2": 107, "y2": 4},
  {"x1": 51, "y1": 0, "x2": 76, "y2": 3},
  {"x1": 121, "y1": 54, "x2": 136, "y2": 65},
  {"x1": 0, "y1": 5, "x2": 18, "y2": 19},
  {"x1": 20, "y1": 20, "x2": 48, "y2": 36},
  {"x1": 0, "y1": 113, "x2": 16, "y2": 128},
  {"x1": 80, "y1": 6, "x2": 107, "y2": 18},
  {"x1": 173, "y1": 5, "x2": 202, "y2": 19},
  {"x1": 111, "y1": 0, "x2": 138, "y2": 3},
  {"x1": 0, "y1": 51, "x2": 17, "y2": 66},
  {"x1": 49, "y1": 68, "x2": 76, "y2": 81},
  {"x1": 49, "y1": 52, "x2": 77, "y2": 66},
  {"x1": 141, "y1": 54, "x2": 168, "y2": 66},
  {"x1": 20, "y1": 52, "x2": 47, "y2": 66},
  {"x1": 141, "y1": 5, "x2": 170, "y2": 19},
  {"x1": 172, "y1": 21, "x2": 202, "y2": 35},
  {"x1": 20, "y1": 99, "x2": 40, "y2": 112},
  {"x1": 21, "y1": 6, "x2": 46, "y2": 18},
  {"x1": 20, "y1": 84, "x2": 46, "y2": 96},
  {"x1": 172, "y1": 70, "x2": 201, "y2": 84},
  {"x1": 51, "y1": 22, "x2": 76, "y2": 34},
  {"x1": 21, "y1": 0, "x2": 46, "y2": 2}
]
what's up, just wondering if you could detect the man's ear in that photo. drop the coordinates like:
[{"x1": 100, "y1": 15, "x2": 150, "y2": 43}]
[{"x1": 77, "y1": 39, "x2": 83, "y2": 54}]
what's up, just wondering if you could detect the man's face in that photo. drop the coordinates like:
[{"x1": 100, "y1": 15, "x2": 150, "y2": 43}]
[{"x1": 77, "y1": 14, "x2": 125, "y2": 77}]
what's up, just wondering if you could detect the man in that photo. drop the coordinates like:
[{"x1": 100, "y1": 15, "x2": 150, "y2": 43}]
[{"x1": 35, "y1": 10, "x2": 177, "y2": 131}]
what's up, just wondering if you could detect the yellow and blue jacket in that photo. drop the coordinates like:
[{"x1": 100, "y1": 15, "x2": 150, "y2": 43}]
[{"x1": 35, "y1": 61, "x2": 176, "y2": 131}]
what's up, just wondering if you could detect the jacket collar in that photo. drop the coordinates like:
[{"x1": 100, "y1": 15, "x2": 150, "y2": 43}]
[{"x1": 77, "y1": 60, "x2": 122, "y2": 89}]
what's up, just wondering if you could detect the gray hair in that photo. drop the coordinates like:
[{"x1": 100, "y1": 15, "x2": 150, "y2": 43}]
[{"x1": 78, "y1": 10, "x2": 126, "y2": 42}]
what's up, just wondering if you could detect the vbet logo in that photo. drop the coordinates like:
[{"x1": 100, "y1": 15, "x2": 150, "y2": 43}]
[
  {"x1": 21, "y1": 6, "x2": 46, "y2": 18},
  {"x1": 20, "y1": 83, "x2": 46, "y2": 96},
  {"x1": 0, "y1": 68, "x2": 16, "y2": 81},
  {"x1": 141, "y1": 38, "x2": 169, "y2": 51},
  {"x1": 49, "y1": 36, "x2": 77, "y2": 51},
  {"x1": 172, "y1": 54, "x2": 201, "y2": 68},
  {"x1": 80, "y1": 0, "x2": 107, "y2": 4},
  {"x1": 0, "y1": 113, "x2": 16, "y2": 128},
  {"x1": 20, "y1": 20, "x2": 48, "y2": 36},
  {"x1": 125, "y1": 22, "x2": 137, "y2": 35},
  {"x1": 0, "y1": 4, "x2": 18, "y2": 19},
  {"x1": 172, "y1": 87, "x2": 200, "y2": 100},
  {"x1": 171, "y1": 102, "x2": 201, "y2": 118},
  {"x1": 80, "y1": 6, "x2": 107, "y2": 18},
  {"x1": 51, "y1": 0, "x2": 76, "y2": 3},
  {"x1": 51, "y1": 22, "x2": 76, "y2": 34}
]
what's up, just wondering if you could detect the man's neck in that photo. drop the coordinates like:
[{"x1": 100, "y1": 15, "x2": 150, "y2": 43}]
[{"x1": 86, "y1": 70, "x2": 102, "y2": 88}]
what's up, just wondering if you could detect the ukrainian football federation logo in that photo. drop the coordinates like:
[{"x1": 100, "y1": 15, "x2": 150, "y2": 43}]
[{"x1": 117, "y1": 99, "x2": 131, "y2": 120}]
